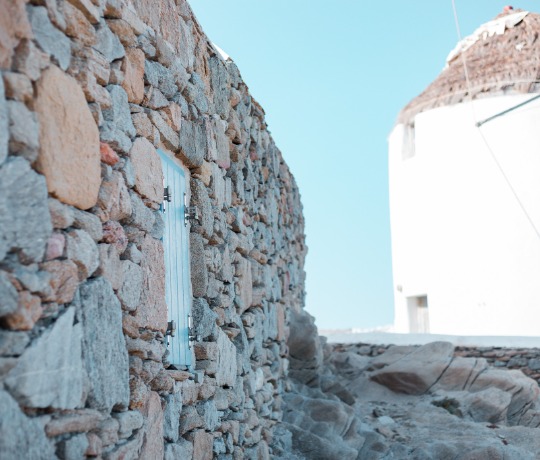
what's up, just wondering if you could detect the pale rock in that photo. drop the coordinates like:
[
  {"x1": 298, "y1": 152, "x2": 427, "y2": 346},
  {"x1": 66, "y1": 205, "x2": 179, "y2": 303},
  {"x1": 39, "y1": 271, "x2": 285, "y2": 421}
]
[
  {"x1": 85, "y1": 433, "x2": 103, "y2": 457},
  {"x1": 121, "y1": 47, "x2": 145, "y2": 103},
  {"x1": 186, "y1": 429, "x2": 214, "y2": 460},
  {"x1": 139, "y1": 391, "x2": 164, "y2": 460},
  {"x1": 161, "y1": 102, "x2": 182, "y2": 131},
  {"x1": 209, "y1": 55, "x2": 230, "y2": 119},
  {"x1": 7, "y1": 100, "x2": 39, "y2": 161},
  {"x1": 96, "y1": 170, "x2": 132, "y2": 221},
  {"x1": 0, "y1": 158, "x2": 52, "y2": 263},
  {"x1": 235, "y1": 256, "x2": 253, "y2": 314},
  {"x1": 63, "y1": 1, "x2": 96, "y2": 46},
  {"x1": 215, "y1": 327, "x2": 237, "y2": 387},
  {"x1": 45, "y1": 409, "x2": 103, "y2": 436},
  {"x1": 190, "y1": 233, "x2": 208, "y2": 297},
  {"x1": 96, "y1": 244, "x2": 124, "y2": 291},
  {"x1": 5, "y1": 307, "x2": 85, "y2": 408},
  {"x1": 3, "y1": 71, "x2": 33, "y2": 103},
  {"x1": 0, "y1": 330, "x2": 30, "y2": 356},
  {"x1": 163, "y1": 391, "x2": 183, "y2": 442},
  {"x1": 28, "y1": 6, "x2": 71, "y2": 70},
  {"x1": 66, "y1": 0, "x2": 100, "y2": 24},
  {"x1": 149, "y1": 110, "x2": 180, "y2": 150},
  {"x1": 80, "y1": 277, "x2": 129, "y2": 411},
  {"x1": 117, "y1": 260, "x2": 143, "y2": 311},
  {"x1": 434, "y1": 356, "x2": 489, "y2": 391},
  {"x1": 57, "y1": 433, "x2": 89, "y2": 460},
  {"x1": 41, "y1": 259, "x2": 79, "y2": 303},
  {"x1": 3, "y1": 291, "x2": 42, "y2": 331},
  {"x1": 135, "y1": 235, "x2": 167, "y2": 332},
  {"x1": 371, "y1": 342, "x2": 455, "y2": 395},
  {"x1": 165, "y1": 440, "x2": 194, "y2": 460},
  {"x1": 13, "y1": 39, "x2": 50, "y2": 81},
  {"x1": 179, "y1": 119, "x2": 206, "y2": 168},
  {"x1": 192, "y1": 298, "x2": 218, "y2": 340},
  {"x1": 130, "y1": 137, "x2": 163, "y2": 203},
  {"x1": 122, "y1": 242, "x2": 143, "y2": 264},
  {"x1": 0, "y1": 76, "x2": 7, "y2": 164},
  {"x1": 190, "y1": 178, "x2": 214, "y2": 237},
  {"x1": 124, "y1": 191, "x2": 156, "y2": 232},
  {"x1": 66, "y1": 229, "x2": 99, "y2": 280},
  {"x1": 48, "y1": 198, "x2": 75, "y2": 229},
  {"x1": 102, "y1": 220, "x2": 128, "y2": 253},
  {"x1": 0, "y1": 1, "x2": 32, "y2": 65},
  {"x1": 107, "y1": 19, "x2": 138, "y2": 47},
  {"x1": 96, "y1": 417, "x2": 120, "y2": 447},
  {"x1": 145, "y1": 59, "x2": 177, "y2": 98},
  {"x1": 0, "y1": 389, "x2": 56, "y2": 460},
  {"x1": 145, "y1": 86, "x2": 169, "y2": 110},
  {"x1": 101, "y1": 85, "x2": 136, "y2": 153},
  {"x1": 35, "y1": 65, "x2": 101, "y2": 210},
  {"x1": 72, "y1": 208, "x2": 103, "y2": 241},
  {"x1": 465, "y1": 387, "x2": 512, "y2": 423},
  {"x1": 93, "y1": 22, "x2": 125, "y2": 62},
  {"x1": 198, "y1": 400, "x2": 220, "y2": 431},
  {"x1": 113, "y1": 410, "x2": 144, "y2": 439},
  {"x1": 179, "y1": 406, "x2": 204, "y2": 434},
  {"x1": 132, "y1": 111, "x2": 154, "y2": 138}
]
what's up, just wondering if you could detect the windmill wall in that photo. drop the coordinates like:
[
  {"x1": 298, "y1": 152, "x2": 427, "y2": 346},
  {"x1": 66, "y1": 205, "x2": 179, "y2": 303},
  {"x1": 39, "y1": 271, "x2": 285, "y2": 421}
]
[{"x1": 0, "y1": 0, "x2": 307, "y2": 458}]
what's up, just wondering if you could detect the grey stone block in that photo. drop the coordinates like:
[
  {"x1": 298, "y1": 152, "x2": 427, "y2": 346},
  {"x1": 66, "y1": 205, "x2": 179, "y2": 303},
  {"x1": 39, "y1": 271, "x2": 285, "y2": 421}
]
[
  {"x1": 5, "y1": 307, "x2": 85, "y2": 409},
  {"x1": 93, "y1": 23, "x2": 125, "y2": 62},
  {"x1": 178, "y1": 119, "x2": 206, "y2": 168},
  {"x1": 0, "y1": 389, "x2": 56, "y2": 459},
  {"x1": 28, "y1": 6, "x2": 71, "y2": 70},
  {"x1": 117, "y1": 260, "x2": 143, "y2": 311},
  {"x1": 0, "y1": 330, "x2": 29, "y2": 357},
  {"x1": 72, "y1": 209, "x2": 103, "y2": 241},
  {"x1": 145, "y1": 60, "x2": 177, "y2": 99},
  {"x1": 0, "y1": 77, "x2": 8, "y2": 165},
  {"x1": 164, "y1": 440, "x2": 194, "y2": 460},
  {"x1": 190, "y1": 233, "x2": 208, "y2": 297},
  {"x1": 7, "y1": 100, "x2": 39, "y2": 162},
  {"x1": 0, "y1": 271, "x2": 18, "y2": 317},
  {"x1": 163, "y1": 391, "x2": 183, "y2": 442},
  {"x1": 0, "y1": 158, "x2": 53, "y2": 263},
  {"x1": 113, "y1": 410, "x2": 144, "y2": 439},
  {"x1": 80, "y1": 277, "x2": 129, "y2": 411},
  {"x1": 192, "y1": 298, "x2": 218, "y2": 340},
  {"x1": 66, "y1": 229, "x2": 99, "y2": 280},
  {"x1": 56, "y1": 433, "x2": 89, "y2": 460},
  {"x1": 209, "y1": 55, "x2": 230, "y2": 119}
]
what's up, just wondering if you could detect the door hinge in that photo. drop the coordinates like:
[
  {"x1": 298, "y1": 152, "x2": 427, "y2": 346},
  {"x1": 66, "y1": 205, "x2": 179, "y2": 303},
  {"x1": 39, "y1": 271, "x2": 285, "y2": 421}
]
[
  {"x1": 164, "y1": 186, "x2": 172, "y2": 203},
  {"x1": 166, "y1": 320, "x2": 176, "y2": 337},
  {"x1": 188, "y1": 315, "x2": 200, "y2": 347},
  {"x1": 184, "y1": 193, "x2": 200, "y2": 226}
]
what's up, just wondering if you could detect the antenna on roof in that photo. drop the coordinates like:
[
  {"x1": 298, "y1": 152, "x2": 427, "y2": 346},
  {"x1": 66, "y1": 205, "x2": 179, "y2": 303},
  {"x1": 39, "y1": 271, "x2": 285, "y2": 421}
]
[{"x1": 504, "y1": 5, "x2": 514, "y2": 13}]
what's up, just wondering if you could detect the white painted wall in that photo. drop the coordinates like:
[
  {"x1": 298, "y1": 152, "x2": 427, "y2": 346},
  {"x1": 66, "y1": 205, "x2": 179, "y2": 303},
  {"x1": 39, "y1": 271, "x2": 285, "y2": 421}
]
[{"x1": 389, "y1": 94, "x2": 540, "y2": 336}]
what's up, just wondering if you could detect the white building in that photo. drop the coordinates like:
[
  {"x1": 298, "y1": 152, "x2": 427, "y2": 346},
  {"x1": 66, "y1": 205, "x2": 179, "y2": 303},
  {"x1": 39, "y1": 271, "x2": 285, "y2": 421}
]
[{"x1": 389, "y1": 9, "x2": 540, "y2": 336}]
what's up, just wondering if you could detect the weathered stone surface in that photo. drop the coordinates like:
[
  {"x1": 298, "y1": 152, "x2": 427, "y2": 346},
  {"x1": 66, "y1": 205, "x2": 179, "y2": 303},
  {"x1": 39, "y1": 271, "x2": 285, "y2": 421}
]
[
  {"x1": 57, "y1": 433, "x2": 89, "y2": 460},
  {"x1": 100, "y1": 142, "x2": 120, "y2": 165},
  {"x1": 93, "y1": 23, "x2": 125, "y2": 62},
  {"x1": 371, "y1": 342, "x2": 455, "y2": 395},
  {"x1": 7, "y1": 100, "x2": 39, "y2": 161},
  {"x1": 41, "y1": 259, "x2": 79, "y2": 303},
  {"x1": 0, "y1": 271, "x2": 18, "y2": 318},
  {"x1": 124, "y1": 191, "x2": 156, "y2": 232},
  {"x1": 235, "y1": 256, "x2": 253, "y2": 314},
  {"x1": 139, "y1": 391, "x2": 164, "y2": 460},
  {"x1": 192, "y1": 298, "x2": 218, "y2": 340},
  {"x1": 145, "y1": 60, "x2": 177, "y2": 98},
  {"x1": 12, "y1": 39, "x2": 49, "y2": 81},
  {"x1": 102, "y1": 220, "x2": 128, "y2": 253},
  {"x1": 466, "y1": 387, "x2": 512, "y2": 423},
  {"x1": 121, "y1": 47, "x2": 145, "y2": 103},
  {"x1": 0, "y1": 389, "x2": 55, "y2": 459},
  {"x1": 35, "y1": 65, "x2": 100, "y2": 210},
  {"x1": 3, "y1": 71, "x2": 34, "y2": 103},
  {"x1": 66, "y1": 229, "x2": 99, "y2": 280},
  {"x1": 67, "y1": 0, "x2": 100, "y2": 24},
  {"x1": 134, "y1": 236, "x2": 167, "y2": 332},
  {"x1": 95, "y1": 171, "x2": 132, "y2": 221},
  {"x1": 72, "y1": 208, "x2": 103, "y2": 241},
  {"x1": 186, "y1": 429, "x2": 213, "y2": 460},
  {"x1": 0, "y1": 330, "x2": 29, "y2": 356},
  {"x1": 191, "y1": 178, "x2": 214, "y2": 237},
  {"x1": 163, "y1": 391, "x2": 183, "y2": 442},
  {"x1": 190, "y1": 233, "x2": 208, "y2": 297},
  {"x1": 0, "y1": 0, "x2": 33, "y2": 69},
  {"x1": 45, "y1": 409, "x2": 103, "y2": 436},
  {"x1": 45, "y1": 233, "x2": 66, "y2": 260},
  {"x1": 149, "y1": 110, "x2": 179, "y2": 150},
  {"x1": 0, "y1": 158, "x2": 52, "y2": 263},
  {"x1": 28, "y1": 6, "x2": 71, "y2": 70},
  {"x1": 101, "y1": 85, "x2": 136, "y2": 154},
  {"x1": 113, "y1": 410, "x2": 144, "y2": 439},
  {"x1": 95, "y1": 243, "x2": 124, "y2": 291},
  {"x1": 0, "y1": 76, "x2": 7, "y2": 165},
  {"x1": 63, "y1": 1, "x2": 96, "y2": 46},
  {"x1": 179, "y1": 119, "x2": 206, "y2": 168},
  {"x1": 434, "y1": 356, "x2": 489, "y2": 392},
  {"x1": 165, "y1": 440, "x2": 194, "y2": 460},
  {"x1": 2, "y1": 291, "x2": 42, "y2": 331},
  {"x1": 117, "y1": 260, "x2": 143, "y2": 311},
  {"x1": 215, "y1": 328, "x2": 237, "y2": 387},
  {"x1": 80, "y1": 278, "x2": 129, "y2": 411},
  {"x1": 130, "y1": 137, "x2": 163, "y2": 203},
  {"x1": 5, "y1": 307, "x2": 85, "y2": 408}
]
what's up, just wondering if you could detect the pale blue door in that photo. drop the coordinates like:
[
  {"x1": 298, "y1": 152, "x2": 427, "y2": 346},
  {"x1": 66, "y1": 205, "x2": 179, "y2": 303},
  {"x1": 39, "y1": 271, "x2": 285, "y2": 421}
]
[{"x1": 159, "y1": 150, "x2": 193, "y2": 370}]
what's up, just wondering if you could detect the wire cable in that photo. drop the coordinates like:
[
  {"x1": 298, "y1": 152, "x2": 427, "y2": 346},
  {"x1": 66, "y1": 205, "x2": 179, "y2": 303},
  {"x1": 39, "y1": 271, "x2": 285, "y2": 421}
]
[{"x1": 450, "y1": 0, "x2": 540, "y2": 242}]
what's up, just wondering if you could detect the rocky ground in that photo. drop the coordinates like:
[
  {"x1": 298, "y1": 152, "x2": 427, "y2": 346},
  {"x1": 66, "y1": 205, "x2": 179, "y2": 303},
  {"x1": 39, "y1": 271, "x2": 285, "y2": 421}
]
[{"x1": 277, "y1": 312, "x2": 540, "y2": 459}]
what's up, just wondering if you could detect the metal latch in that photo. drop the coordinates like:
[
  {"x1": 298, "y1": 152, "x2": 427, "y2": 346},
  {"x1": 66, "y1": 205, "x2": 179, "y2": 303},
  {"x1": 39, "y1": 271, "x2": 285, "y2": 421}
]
[
  {"x1": 184, "y1": 193, "x2": 199, "y2": 226},
  {"x1": 166, "y1": 320, "x2": 176, "y2": 337},
  {"x1": 188, "y1": 315, "x2": 200, "y2": 347},
  {"x1": 164, "y1": 186, "x2": 172, "y2": 203}
]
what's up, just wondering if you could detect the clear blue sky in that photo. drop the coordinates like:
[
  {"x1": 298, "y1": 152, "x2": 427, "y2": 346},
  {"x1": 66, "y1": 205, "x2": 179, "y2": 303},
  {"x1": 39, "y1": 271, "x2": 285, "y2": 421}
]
[{"x1": 189, "y1": 1, "x2": 539, "y2": 330}]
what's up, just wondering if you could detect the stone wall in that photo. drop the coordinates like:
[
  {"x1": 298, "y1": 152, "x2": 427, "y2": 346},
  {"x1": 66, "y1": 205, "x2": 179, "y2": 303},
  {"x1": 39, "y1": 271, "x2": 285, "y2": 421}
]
[
  {"x1": 330, "y1": 343, "x2": 540, "y2": 386},
  {"x1": 0, "y1": 0, "x2": 306, "y2": 458}
]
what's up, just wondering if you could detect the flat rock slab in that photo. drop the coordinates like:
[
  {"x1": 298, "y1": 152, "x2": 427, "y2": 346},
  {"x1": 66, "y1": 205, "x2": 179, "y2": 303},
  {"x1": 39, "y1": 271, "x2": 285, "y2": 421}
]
[{"x1": 370, "y1": 341, "x2": 454, "y2": 395}]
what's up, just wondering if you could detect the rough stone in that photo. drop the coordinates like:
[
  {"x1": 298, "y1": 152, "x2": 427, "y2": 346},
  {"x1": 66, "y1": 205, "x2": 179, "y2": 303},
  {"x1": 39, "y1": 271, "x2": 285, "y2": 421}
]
[
  {"x1": 371, "y1": 342, "x2": 455, "y2": 395},
  {"x1": 148, "y1": 110, "x2": 180, "y2": 150},
  {"x1": 101, "y1": 85, "x2": 136, "y2": 153},
  {"x1": 165, "y1": 440, "x2": 194, "y2": 460},
  {"x1": 102, "y1": 220, "x2": 128, "y2": 253},
  {"x1": 66, "y1": 229, "x2": 99, "y2": 280},
  {"x1": 5, "y1": 307, "x2": 85, "y2": 408},
  {"x1": 192, "y1": 298, "x2": 218, "y2": 340},
  {"x1": 130, "y1": 137, "x2": 163, "y2": 203},
  {"x1": 100, "y1": 142, "x2": 120, "y2": 166},
  {"x1": 0, "y1": 330, "x2": 29, "y2": 356},
  {"x1": 96, "y1": 244, "x2": 124, "y2": 291},
  {"x1": 48, "y1": 198, "x2": 75, "y2": 229},
  {"x1": 28, "y1": 6, "x2": 71, "y2": 70},
  {"x1": 45, "y1": 409, "x2": 103, "y2": 437},
  {"x1": 144, "y1": 60, "x2": 177, "y2": 98},
  {"x1": 113, "y1": 410, "x2": 144, "y2": 439},
  {"x1": 0, "y1": 271, "x2": 18, "y2": 318},
  {"x1": 117, "y1": 260, "x2": 143, "y2": 311},
  {"x1": 93, "y1": 22, "x2": 125, "y2": 62},
  {"x1": 95, "y1": 171, "x2": 132, "y2": 222},
  {"x1": 0, "y1": 76, "x2": 7, "y2": 165},
  {"x1": 7, "y1": 100, "x2": 39, "y2": 161},
  {"x1": 35, "y1": 65, "x2": 101, "y2": 210},
  {"x1": 139, "y1": 391, "x2": 164, "y2": 460},
  {"x1": 179, "y1": 119, "x2": 206, "y2": 168},
  {"x1": 121, "y1": 47, "x2": 145, "y2": 103},
  {"x1": 0, "y1": 0, "x2": 33, "y2": 69},
  {"x1": 63, "y1": 1, "x2": 96, "y2": 46},
  {"x1": 3, "y1": 71, "x2": 34, "y2": 103},
  {"x1": 57, "y1": 433, "x2": 89, "y2": 460},
  {"x1": 187, "y1": 429, "x2": 214, "y2": 460},
  {"x1": 125, "y1": 191, "x2": 156, "y2": 232},
  {"x1": 0, "y1": 389, "x2": 56, "y2": 460},
  {"x1": 215, "y1": 328, "x2": 237, "y2": 388},
  {"x1": 2, "y1": 291, "x2": 42, "y2": 331},
  {"x1": 163, "y1": 391, "x2": 183, "y2": 442},
  {"x1": 0, "y1": 158, "x2": 52, "y2": 263},
  {"x1": 67, "y1": 0, "x2": 100, "y2": 24},
  {"x1": 12, "y1": 39, "x2": 50, "y2": 81},
  {"x1": 134, "y1": 236, "x2": 167, "y2": 332},
  {"x1": 41, "y1": 259, "x2": 79, "y2": 304},
  {"x1": 72, "y1": 209, "x2": 103, "y2": 241},
  {"x1": 80, "y1": 277, "x2": 129, "y2": 411},
  {"x1": 190, "y1": 233, "x2": 208, "y2": 297}
]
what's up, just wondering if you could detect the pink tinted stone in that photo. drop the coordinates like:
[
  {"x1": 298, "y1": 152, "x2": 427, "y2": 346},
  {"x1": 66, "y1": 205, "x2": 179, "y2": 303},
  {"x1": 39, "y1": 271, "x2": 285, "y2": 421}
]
[
  {"x1": 100, "y1": 142, "x2": 120, "y2": 166},
  {"x1": 45, "y1": 233, "x2": 66, "y2": 260},
  {"x1": 102, "y1": 221, "x2": 128, "y2": 254}
]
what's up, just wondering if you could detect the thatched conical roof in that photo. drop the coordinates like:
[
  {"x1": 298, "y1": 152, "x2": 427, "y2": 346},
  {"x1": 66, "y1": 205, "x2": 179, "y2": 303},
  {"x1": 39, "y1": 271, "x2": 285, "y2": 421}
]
[{"x1": 398, "y1": 9, "x2": 540, "y2": 124}]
